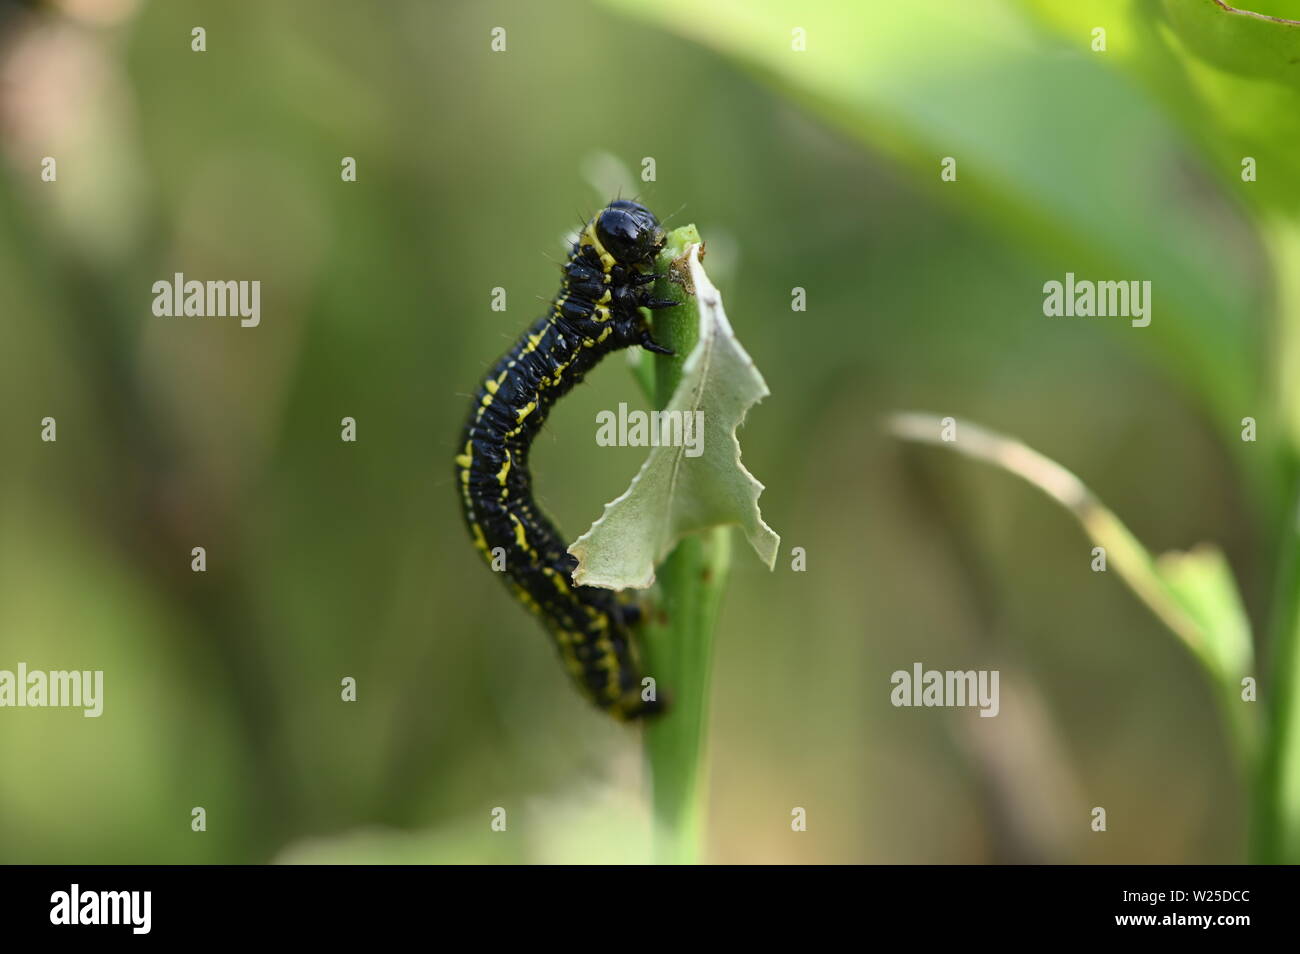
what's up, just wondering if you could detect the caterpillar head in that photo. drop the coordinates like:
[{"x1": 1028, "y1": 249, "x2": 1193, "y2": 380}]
[{"x1": 594, "y1": 200, "x2": 665, "y2": 266}]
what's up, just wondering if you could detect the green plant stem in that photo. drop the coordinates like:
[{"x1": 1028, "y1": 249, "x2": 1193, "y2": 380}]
[
  {"x1": 641, "y1": 529, "x2": 730, "y2": 863},
  {"x1": 1256, "y1": 488, "x2": 1300, "y2": 863},
  {"x1": 639, "y1": 229, "x2": 730, "y2": 863},
  {"x1": 1254, "y1": 220, "x2": 1300, "y2": 863}
]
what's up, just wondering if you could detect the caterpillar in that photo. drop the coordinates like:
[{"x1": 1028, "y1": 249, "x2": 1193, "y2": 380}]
[{"x1": 455, "y1": 200, "x2": 676, "y2": 720}]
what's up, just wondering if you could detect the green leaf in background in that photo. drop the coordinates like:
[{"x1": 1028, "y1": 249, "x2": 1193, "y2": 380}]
[
  {"x1": 889, "y1": 412, "x2": 1257, "y2": 760},
  {"x1": 602, "y1": 0, "x2": 1259, "y2": 470},
  {"x1": 568, "y1": 239, "x2": 780, "y2": 589},
  {"x1": 1023, "y1": 3, "x2": 1300, "y2": 448},
  {"x1": 1161, "y1": 0, "x2": 1300, "y2": 88},
  {"x1": 1155, "y1": 544, "x2": 1255, "y2": 684},
  {"x1": 1026, "y1": 0, "x2": 1300, "y2": 222}
]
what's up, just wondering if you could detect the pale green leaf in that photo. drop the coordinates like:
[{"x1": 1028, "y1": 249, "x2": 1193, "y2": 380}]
[
  {"x1": 1155, "y1": 543, "x2": 1254, "y2": 683},
  {"x1": 568, "y1": 244, "x2": 779, "y2": 589}
]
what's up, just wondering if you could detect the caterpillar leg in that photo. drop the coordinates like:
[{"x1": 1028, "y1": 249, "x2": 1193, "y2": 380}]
[
  {"x1": 639, "y1": 329, "x2": 674, "y2": 356},
  {"x1": 618, "y1": 601, "x2": 643, "y2": 627}
]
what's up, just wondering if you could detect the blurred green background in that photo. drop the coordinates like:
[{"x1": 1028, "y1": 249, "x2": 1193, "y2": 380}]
[{"x1": 1, "y1": 0, "x2": 1294, "y2": 863}]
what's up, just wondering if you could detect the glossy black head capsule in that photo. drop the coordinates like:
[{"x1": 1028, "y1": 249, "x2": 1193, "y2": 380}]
[{"x1": 594, "y1": 199, "x2": 665, "y2": 265}]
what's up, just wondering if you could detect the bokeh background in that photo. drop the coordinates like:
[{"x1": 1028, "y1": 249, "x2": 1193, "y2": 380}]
[{"x1": 2, "y1": 0, "x2": 1296, "y2": 863}]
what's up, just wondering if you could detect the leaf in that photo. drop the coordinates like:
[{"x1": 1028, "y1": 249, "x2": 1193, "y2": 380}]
[
  {"x1": 568, "y1": 244, "x2": 779, "y2": 589},
  {"x1": 1160, "y1": 0, "x2": 1300, "y2": 89},
  {"x1": 1022, "y1": 0, "x2": 1300, "y2": 224},
  {"x1": 1155, "y1": 544, "x2": 1254, "y2": 682},
  {"x1": 888, "y1": 412, "x2": 1256, "y2": 756},
  {"x1": 600, "y1": 0, "x2": 1259, "y2": 455}
]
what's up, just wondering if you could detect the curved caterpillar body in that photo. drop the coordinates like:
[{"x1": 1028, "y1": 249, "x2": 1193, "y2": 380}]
[{"x1": 455, "y1": 200, "x2": 674, "y2": 720}]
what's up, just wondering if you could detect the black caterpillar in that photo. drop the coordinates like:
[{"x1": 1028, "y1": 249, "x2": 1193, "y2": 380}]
[{"x1": 455, "y1": 200, "x2": 675, "y2": 720}]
